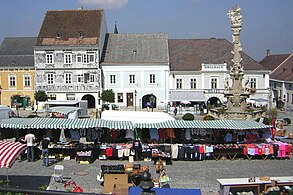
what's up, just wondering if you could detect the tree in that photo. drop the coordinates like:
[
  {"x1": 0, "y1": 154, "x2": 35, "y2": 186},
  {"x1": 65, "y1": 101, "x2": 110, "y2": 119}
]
[
  {"x1": 34, "y1": 90, "x2": 47, "y2": 112},
  {"x1": 100, "y1": 89, "x2": 115, "y2": 103},
  {"x1": 182, "y1": 113, "x2": 195, "y2": 121}
]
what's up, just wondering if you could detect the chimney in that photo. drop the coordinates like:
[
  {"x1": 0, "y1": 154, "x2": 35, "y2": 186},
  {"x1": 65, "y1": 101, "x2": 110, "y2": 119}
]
[{"x1": 266, "y1": 49, "x2": 270, "y2": 56}]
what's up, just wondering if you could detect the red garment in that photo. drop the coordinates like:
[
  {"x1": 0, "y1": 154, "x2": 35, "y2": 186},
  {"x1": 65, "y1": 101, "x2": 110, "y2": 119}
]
[
  {"x1": 106, "y1": 147, "x2": 113, "y2": 157},
  {"x1": 271, "y1": 128, "x2": 276, "y2": 140},
  {"x1": 158, "y1": 129, "x2": 168, "y2": 139},
  {"x1": 199, "y1": 145, "x2": 204, "y2": 154},
  {"x1": 110, "y1": 130, "x2": 119, "y2": 142}
]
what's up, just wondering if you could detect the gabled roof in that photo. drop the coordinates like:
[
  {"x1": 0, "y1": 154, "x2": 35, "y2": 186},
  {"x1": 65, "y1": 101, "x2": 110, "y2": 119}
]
[
  {"x1": 36, "y1": 9, "x2": 104, "y2": 46},
  {"x1": 168, "y1": 38, "x2": 266, "y2": 71},
  {"x1": 260, "y1": 53, "x2": 293, "y2": 82},
  {"x1": 102, "y1": 33, "x2": 169, "y2": 64},
  {"x1": 259, "y1": 54, "x2": 291, "y2": 71},
  {"x1": 0, "y1": 37, "x2": 36, "y2": 67}
]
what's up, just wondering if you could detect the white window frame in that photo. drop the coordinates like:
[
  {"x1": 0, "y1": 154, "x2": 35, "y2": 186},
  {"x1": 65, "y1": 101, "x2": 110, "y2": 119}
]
[
  {"x1": 76, "y1": 54, "x2": 82, "y2": 63},
  {"x1": 90, "y1": 74, "x2": 95, "y2": 83},
  {"x1": 9, "y1": 75, "x2": 16, "y2": 87},
  {"x1": 64, "y1": 53, "x2": 72, "y2": 64},
  {"x1": 45, "y1": 53, "x2": 54, "y2": 64},
  {"x1": 46, "y1": 73, "x2": 55, "y2": 85},
  {"x1": 83, "y1": 52, "x2": 95, "y2": 64},
  {"x1": 64, "y1": 73, "x2": 72, "y2": 84},
  {"x1": 190, "y1": 78, "x2": 197, "y2": 89},
  {"x1": 176, "y1": 78, "x2": 182, "y2": 89},
  {"x1": 77, "y1": 74, "x2": 83, "y2": 83},
  {"x1": 250, "y1": 78, "x2": 257, "y2": 89},
  {"x1": 210, "y1": 77, "x2": 218, "y2": 89},
  {"x1": 23, "y1": 75, "x2": 31, "y2": 87},
  {"x1": 110, "y1": 75, "x2": 116, "y2": 84},
  {"x1": 117, "y1": 93, "x2": 123, "y2": 103},
  {"x1": 149, "y1": 74, "x2": 156, "y2": 84},
  {"x1": 129, "y1": 74, "x2": 135, "y2": 84}
]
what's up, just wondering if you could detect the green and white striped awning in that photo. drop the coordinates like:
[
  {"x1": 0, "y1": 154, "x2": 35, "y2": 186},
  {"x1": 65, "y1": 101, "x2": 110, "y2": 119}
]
[
  {"x1": 0, "y1": 118, "x2": 271, "y2": 130},
  {"x1": 0, "y1": 118, "x2": 133, "y2": 130}
]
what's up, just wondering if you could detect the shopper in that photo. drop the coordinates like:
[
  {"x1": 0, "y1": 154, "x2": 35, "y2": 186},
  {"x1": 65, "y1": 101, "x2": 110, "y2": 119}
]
[
  {"x1": 40, "y1": 135, "x2": 50, "y2": 167},
  {"x1": 24, "y1": 130, "x2": 35, "y2": 162},
  {"x1": 262, "y1": 180, "x2": 282, "y2": 195}
]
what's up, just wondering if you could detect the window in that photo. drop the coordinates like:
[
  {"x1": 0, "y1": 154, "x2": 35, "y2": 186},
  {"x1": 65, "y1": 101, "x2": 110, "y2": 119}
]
[
  {"x1": 291, "y1": 94, "x2": 293, "y2": 104},
  {"x1": 118, "y1": 93, "x2": 123, "y2": 103},
  {"x1": 64, "y1": 73, "x2": 72, "y2": 84},
  {"x1": 64, "y1": 53, "x2": 72, "y2": 64},
  {"x1": 48, "y1": 94, "x2": 56, "y2": 100},
  {"x1": 9, "y1": 75, "x2": 16, "y2": 87},
  {"x1": 129, "y1": 75, "x2": 135, "y2": 84},
  {"x1": 287, "y1": 93, "x2": 289, "y2": 102},
  {"x1": 250, "y1": 78, "x2": 257, "y2": 89},
  {"x1": 273, "y1": 83, "x2": 276, "y2": 88},
  {"x1": 24, "y1": 75, "x2": 31, "y2": 87},
  {"x1": 176, "y1": 78, "x2": 182, "y2": 89},
  {"x1": 47, "y1": 73, "x2": 55, "y2": 85},
  {"x1": 150, "y1": 74, "x2": 155, "y2": 84},
  {"x1": 110, "y1": 75, "x2": 116, "y2": 84},
  {"x1": 46, "y1": 53, "x2": 54, "y2": 64},
  {"x1": 84, "y1": 73, "x2": 89, "y2": 83},
  {"x1": 77, "y1": 74, "x2": 83, "y2": 83},
  {"x1": 66, "y1": 94, "x2": 75, "y2": 100},
  {"x1": 76, "y1": 54, "x2": 82, "y2": 63},
  {"x1": 83, "y1": 53, "x2": 95, "y2": 63},
  {"x1": 190, "y1": 78, "x2": 196, "y2": 89},
  {"x1": 90, "y1": 74, "x2": 95, "y2": 83},
  {"x1": 211, "y1": 78, "x2": 217, "y2": 89}
]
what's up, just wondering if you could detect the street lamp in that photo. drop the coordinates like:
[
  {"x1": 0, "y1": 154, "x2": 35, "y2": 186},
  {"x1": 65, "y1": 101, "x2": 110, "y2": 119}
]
[
  {"x1": 0, "y1": 85, "x2": 2, "y2": 105},
  {"x1": 134, "y1": 90, "x2": 137, "y2": 111},
  {"x1": 149, "y1": 94, "x2": 155, "y2": 112}
]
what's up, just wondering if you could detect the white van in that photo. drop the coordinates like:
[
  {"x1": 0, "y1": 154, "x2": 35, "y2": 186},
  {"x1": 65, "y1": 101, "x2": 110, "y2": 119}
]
[{"x1": 0, "y1": 105, "x2": 15, "y2": 121}]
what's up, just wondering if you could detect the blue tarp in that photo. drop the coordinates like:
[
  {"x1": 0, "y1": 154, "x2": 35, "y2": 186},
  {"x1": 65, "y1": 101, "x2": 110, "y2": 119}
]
[{"x1": 128, "y1": 187, "x2": 201, "y2": 195}]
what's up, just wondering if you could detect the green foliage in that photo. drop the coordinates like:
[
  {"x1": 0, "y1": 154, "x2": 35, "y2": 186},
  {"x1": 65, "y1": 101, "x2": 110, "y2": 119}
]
[
  {"x1": 256, "y1": 117, "x2": 271, "y2": 125},
  {"x1": 100, "y1": 89, "x2": 115, "y2": 103},
  {"x1": 0, "y1": 179, "x2": 9, "y2": 187},
  {"x1": 267, "y1": 108, "x2": 278, "y2": 120},
  {"x1": 34, "y1": 90, "x2": 48, "y2": 102},
  {"x1": 203, "y1": 115, "x2": 215, "y2": 120},
  {"x1": 182, "y1": 113, "x2": 195, "y2": 121},
  {"x1": 283, "y1": 118, "x2": 291, "y2": 125},
  {"x1": 39, "y1": 185, "x2": 48, "y2": 191}
]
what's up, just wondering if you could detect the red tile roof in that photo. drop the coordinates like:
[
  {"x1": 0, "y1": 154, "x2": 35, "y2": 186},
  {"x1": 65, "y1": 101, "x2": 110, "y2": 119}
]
[
  {"x1": 262, "y1": 53, "x2": 293, "y2": 82},
  {"x1": 168, "y1": 39, "x2": 265, "y2": 71},
  {"x1": 36, "y1": 9, "x2": 104, "y2": 46},
  {"x1": 259, "y1": 54, "x2": 291, "y2": 71}
]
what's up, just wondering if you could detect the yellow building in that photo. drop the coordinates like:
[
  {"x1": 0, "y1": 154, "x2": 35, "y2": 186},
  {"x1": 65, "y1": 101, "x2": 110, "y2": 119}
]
[{"x1": 0, "y1": 37, "x2": 36, "y2": 110}]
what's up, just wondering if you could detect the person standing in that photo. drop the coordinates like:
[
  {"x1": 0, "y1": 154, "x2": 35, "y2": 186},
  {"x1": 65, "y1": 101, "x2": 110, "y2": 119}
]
[
  {"x1": 40, "y1": 135, "x2": 50, "y2": 167},
  {"x1": 24, "y1": 130, "x2": 35, "y2": 162}
]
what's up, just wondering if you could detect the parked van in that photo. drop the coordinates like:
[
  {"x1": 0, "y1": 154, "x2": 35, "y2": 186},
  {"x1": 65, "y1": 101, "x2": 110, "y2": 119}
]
[{"x1": 0, "y1": 105, "x2": 16, "y2": 121}]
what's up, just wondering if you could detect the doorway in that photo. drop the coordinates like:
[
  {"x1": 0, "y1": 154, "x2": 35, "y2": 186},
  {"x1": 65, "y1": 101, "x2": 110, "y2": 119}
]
[{"x1": 127, "y1": 93, "x2": 133, "y2": 107}]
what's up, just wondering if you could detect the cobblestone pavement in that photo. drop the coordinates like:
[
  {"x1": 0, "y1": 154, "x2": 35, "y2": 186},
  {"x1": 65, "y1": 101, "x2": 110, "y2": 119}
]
[{"x1": 0, "y1": 157, "x2": 293, "y2": 194}]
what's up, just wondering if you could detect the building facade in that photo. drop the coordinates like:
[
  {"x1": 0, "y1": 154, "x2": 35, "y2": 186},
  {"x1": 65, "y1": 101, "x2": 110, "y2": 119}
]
[
  {"x1": 101, "y1": 33, "x2": 169, "y2": 110},
  {"x1": 0, "y1": 37, "x2": 36, "y2": 110},
  {"x1": 34, "y1": 9, "x2": 108, "y2": 109},
  {"x1": 260, "y1": 51, "x2": 293, "y2": 110},
  {"x1": 168, "y1": 39, "x2": 271, "y2": 110}
]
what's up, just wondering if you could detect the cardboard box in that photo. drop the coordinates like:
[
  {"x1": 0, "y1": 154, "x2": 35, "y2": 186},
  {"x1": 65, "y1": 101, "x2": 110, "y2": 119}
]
[
  {"x1": 103, "y1": 174, "x2": 128, "y2": 194},
  {"x1": 113, "y1": 184, "x2": 133, "y2": 195}
]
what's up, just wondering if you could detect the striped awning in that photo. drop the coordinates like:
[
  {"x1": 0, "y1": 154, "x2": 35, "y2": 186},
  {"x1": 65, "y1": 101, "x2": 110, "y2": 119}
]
[
  {"x1": 0, "y1": 118, "x2": 133, "y2": 130},
  {"x1": 0, "y1": 141, "x2": 27, "y2": 168},
  {"x1": 0, "y1": 118, "x2": 271, "y2": 130}
]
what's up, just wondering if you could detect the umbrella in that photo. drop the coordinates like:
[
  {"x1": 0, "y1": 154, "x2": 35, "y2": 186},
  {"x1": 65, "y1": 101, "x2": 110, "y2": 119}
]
[
  {"x1": 0, "y1": 141, "x2": 27, "y2": 181},
  {"x1": 180, "y1": 100, "x2": 191, "y2": 105},
  {"x1": 59, "y1": 128, "x2": 66, "y2": 143}
]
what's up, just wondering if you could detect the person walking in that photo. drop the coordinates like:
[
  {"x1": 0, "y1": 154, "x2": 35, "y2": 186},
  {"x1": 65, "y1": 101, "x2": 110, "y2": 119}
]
[
  {"x1": 40, "y1": 135, "x2": 50, "y2": 167},
  {"x1": 24, "y1": 130, "x2": 35, "y2": 162}
]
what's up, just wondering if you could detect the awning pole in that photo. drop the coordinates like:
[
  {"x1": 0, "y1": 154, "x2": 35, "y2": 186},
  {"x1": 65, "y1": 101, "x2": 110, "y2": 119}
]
[{"x1": 6, "y1": 167, "x2": 9, "y2": 185}]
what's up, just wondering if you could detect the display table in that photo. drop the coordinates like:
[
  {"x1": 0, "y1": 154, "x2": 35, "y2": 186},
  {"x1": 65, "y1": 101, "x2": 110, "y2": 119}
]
[
  {"x1": 218, "y1": 176, "x2": 293, "y2": 195},
  {"x1": 212, "y1": 148, "x2": 243, "y2": 160},
  {"x1": 76, "y1": 150, "x2": 93, "y2": 164}
]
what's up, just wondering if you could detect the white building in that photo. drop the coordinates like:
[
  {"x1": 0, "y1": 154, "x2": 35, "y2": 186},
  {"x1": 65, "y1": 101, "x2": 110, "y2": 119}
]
[
  {"x1": 101, "y1": 33, "x2": 169, "y2": 110},
  {"x1": 168, "y1": 39, "x2": 271, "y2": 109},
  {"x1": 34, "y1": 9, "x2": 108, "y2": 109},
  {"x1": 260, "y1": 51, "x2": 293, "y2": 110}
]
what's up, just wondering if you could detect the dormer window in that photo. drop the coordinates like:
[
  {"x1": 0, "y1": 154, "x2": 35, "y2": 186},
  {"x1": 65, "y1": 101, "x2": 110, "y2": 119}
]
[
  {"x1": 56, "y1": 32, "x2": 62, "y2": 38},
  {"x1": 78, "y1": 32, "x2": 84, "y2": 38}
]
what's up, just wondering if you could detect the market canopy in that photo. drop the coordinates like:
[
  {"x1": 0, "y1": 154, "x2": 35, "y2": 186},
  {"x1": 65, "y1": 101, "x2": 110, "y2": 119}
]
[
  {"x1": 0, "y1": 118, "x2": 133, "y2": 130},
  {"x1": 0, "y1": 141, "x2": 27, "y2": 169},
  {"x1": 0, "y1": 118, "x2": 272, "y2": 130}
]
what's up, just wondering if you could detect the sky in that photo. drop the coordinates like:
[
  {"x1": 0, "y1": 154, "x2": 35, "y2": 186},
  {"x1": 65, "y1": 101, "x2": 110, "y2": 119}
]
[{"x1": 0, "y1": 0, "x2": 292, "y2": 61}]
